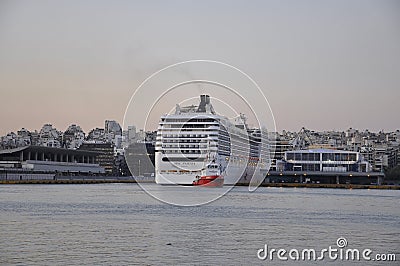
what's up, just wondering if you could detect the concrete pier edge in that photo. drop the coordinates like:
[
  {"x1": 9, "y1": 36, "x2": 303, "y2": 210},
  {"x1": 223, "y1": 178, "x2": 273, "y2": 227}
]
[{"x1": 0, "y1": 179, "x2": 399, "y2": 189}]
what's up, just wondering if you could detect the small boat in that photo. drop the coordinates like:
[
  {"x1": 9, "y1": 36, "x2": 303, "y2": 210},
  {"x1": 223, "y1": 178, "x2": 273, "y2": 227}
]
[
  {"x1": 192, "y1": 163, "x2": 224, "y2": 187},
  {"x1": 192, "y1": 175, "x2": 224, "y2": 187}
]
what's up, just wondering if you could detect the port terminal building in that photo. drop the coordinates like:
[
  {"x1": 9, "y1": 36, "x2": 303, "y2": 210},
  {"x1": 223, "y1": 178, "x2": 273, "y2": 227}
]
[
  {"x1": 269, "y1": 149, "x2": 384, "y2": 185},
  {"x1": 278, "y1": 149, "x2": 372, "y2": 172},
  {"x1": 0, "y1": 146, "x2": 104, "y2": 175}
]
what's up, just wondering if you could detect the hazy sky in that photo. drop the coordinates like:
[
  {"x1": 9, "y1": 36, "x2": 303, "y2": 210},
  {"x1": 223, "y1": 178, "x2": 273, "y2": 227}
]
[{"x1": 0, "y1": 0, "x2": 399, "y2": 135}]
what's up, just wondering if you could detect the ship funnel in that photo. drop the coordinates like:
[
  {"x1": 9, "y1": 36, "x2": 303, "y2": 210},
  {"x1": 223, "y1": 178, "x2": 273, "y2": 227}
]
[
  {"x1": 198, "y1": 94, "x2": 208, "y2": 112},
  {"x1": 197, "y1": 94, "x2": 215, "y2": 114},
  {"x1": 205, "y1": 95, "x2": 210, "y2": 104}
]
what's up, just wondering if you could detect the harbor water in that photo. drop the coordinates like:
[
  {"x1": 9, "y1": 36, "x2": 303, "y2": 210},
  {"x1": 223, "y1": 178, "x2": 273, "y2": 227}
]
[{"x1": 0, "y1": 184, "x2": 399, "y2": 265}]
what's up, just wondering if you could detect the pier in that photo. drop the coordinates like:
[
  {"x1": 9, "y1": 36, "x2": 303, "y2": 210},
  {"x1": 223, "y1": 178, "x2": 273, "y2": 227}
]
[{"x1": 0, "y1": 166, "x2": 396, "y2": 189}]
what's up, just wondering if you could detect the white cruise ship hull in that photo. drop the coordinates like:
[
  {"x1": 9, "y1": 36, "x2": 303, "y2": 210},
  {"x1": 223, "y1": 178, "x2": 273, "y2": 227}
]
[{"x1": 155, "y1": 152, "x2": 263, "y2": 185}]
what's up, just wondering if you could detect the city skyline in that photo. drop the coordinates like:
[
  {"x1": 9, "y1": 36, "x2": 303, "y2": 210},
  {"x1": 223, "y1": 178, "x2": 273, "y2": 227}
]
[
  {"x1": 1, "y1": 119, "x2": 399, "y2": 138},
  {"x1": 2, "y1": 118, "x2": 399, "y2": 175},
  {"x1": 1, "y1": 0, "x2": 399, "y2": 135}
]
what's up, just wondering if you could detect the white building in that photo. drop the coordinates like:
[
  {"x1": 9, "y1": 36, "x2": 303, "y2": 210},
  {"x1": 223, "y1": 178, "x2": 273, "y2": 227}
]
[{"x1": 280, "y1": 149, "x2": 372, "y2": 173}]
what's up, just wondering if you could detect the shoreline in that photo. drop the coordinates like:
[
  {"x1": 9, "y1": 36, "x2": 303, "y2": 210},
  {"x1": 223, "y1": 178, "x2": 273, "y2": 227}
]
[{"x1": 1, "y1": 179, "x2": 399, "y2": 190}]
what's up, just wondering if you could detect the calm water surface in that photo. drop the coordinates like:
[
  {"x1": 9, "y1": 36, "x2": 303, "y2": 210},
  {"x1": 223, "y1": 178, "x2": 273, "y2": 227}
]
[{"x1": 0, "y1": 184, "x2": 399, "y2": 265}]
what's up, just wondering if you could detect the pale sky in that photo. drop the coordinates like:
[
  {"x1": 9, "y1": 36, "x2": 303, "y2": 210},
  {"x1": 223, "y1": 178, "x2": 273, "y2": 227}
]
[{"x1": 0, "y1": 0, "x2": 399, "y2": 135}]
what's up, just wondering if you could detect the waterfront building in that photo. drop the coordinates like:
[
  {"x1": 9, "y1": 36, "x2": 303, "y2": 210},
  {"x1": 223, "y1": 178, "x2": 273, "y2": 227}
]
[
  {"x1": 78, "y1": 143, "x2": 114, "y2": 174},
  {"x1": 0, "y1": 146, "x2": 104, "y2": 174},
  {"x1": 280, "y1": 149, "x2": 372, "y2": 173}
]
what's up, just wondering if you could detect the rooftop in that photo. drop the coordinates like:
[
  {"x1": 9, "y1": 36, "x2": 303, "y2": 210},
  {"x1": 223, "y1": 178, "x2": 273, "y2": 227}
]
[
  {"x1": 0, "y1": 145, "x2": 100, "y2": 156},
  {"x1": 286, "y1": 149, "x2": 358, "y2": 154}
]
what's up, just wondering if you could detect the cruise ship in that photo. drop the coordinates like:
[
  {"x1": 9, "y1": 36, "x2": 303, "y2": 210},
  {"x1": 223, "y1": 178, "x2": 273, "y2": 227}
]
[{"x1": 155, "y1": 95, "x2": 269, "y2": 185}]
